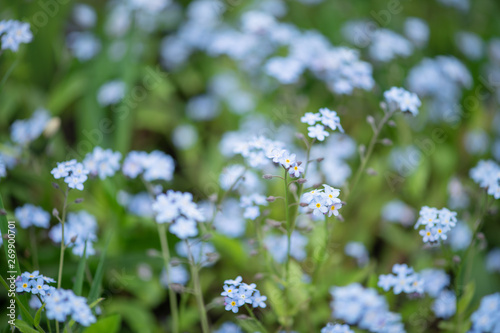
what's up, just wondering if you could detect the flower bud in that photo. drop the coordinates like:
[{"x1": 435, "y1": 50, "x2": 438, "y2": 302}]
[
  {"x1": 300, "y1": 202, "x2": 308, "y2": 207},
  {"x1": 295, "y1": 133, "x2": 305, "y2": 140},
  {"x1": 388, "y1": 120, "x2": 397, "y2": 127},
  {"x1": 52, "y1": 182, "x2": 60, "y2": 189},
  {"x1": 381, "y1": 138, "x2": 393, "y2": 146},
  {"x1": 366, "y1": 115, "x2": 375, "y2": 125},
  {"x1": 266, "y1": 196, "x2": 276, "y2": 202},
  {"x1": 70, "y1": 235, "x2": 78, "y2": 243},
  {"x1": 297, "y1": 178, "x2": 307, "y2": 184},
  {"x1": 52, "y1": 208, "x2": 59, "y2": 217},
  {"x1": 263, "y1": 174, "x2": 273, "y2": 179},
  {"x1": 366, "y1": 168, "x2": 378, "y2": 176},
  {"x1": 75, "y1": 198, "x2": 84, "y2": 204},
  {"x1": 0, "y1": 209, "x2": 6, "y2": 216},
  {"x1": 316, "y1": 157, "x2": 324, "y2": 163}
]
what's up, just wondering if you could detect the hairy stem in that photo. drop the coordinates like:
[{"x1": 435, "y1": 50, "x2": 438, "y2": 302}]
[
  {"x1": 185, "y1": 240, "x2": 210, "y2": 333},
  {"x1": 158, "y1": 223, "x2": 180, "y2": 333}
]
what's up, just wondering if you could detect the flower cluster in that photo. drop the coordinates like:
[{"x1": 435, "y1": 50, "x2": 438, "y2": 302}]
[
  {"x1": 222, "y1": 276, "x2": 267, "y2": 313},
  {"x1": 470, "y1": 160, "x2": 500, "y2": 199},
  {"x1": 0, "y1": 20, "x2": 33, "y2": 52},
  {"x1": 10, "y1": 109, "x2": 50, "y2": 146},
  {"x1": 469, "y1": 293, "x2": 500, "y2": 332},
  {"x1": 45, "y1": 288, "x2": 96, "y2": 326},
  {"x1": 122, "y1": 150, "x2": 175, "y2": 181},
  {"x1": 97, "y1": 80, "x2": 126, "y2": 106},
  {"x1": 432, "y1": 290, "x2": 456, "y2": 319},
  {"x1": 264, "y1": 231, "x2": 307, "y2": 264},
  {"x1": 15, "y1": 271, "x2": 55, "y2": 297},
  {"x1": 383, "y1": 87, "x2": 421, "y2": 116},
  {"x1": 83, "y1": 146, "x2": 122, "y2": 179},
  {"x1": 152, "y1": 190, "x2": 205, "y2": 239},
  {"x1": 321, "y1": 323, "x2": 354, "y2": 333},
  {"x1": 175, "y1": 239, "x2": 219, "y2": 268},
  {"x1": 49, "y1": 210, "x2": 98, "y2": 257},
  {"x1": 378, "y1": 263, "x2": 424, "y2": 295},
  {"x1": 51, "y1": 159, "x2": 90, "y2": 191},
  {"x1": 14, "y1": 204, "x2": 50, "y2": 229},
  {"x1": 414, "y1": 206, "x2": 458, "y2": 243},
  {"x1": 117, "y1": 191, "x2": 154, "y2": 218},
  {"x1": 344, "y1": 242, "x2": 369, "y2": 267},
  {"x1": 266, "y1": 147, "x2": 305, "y2": 178},
  {"x1": 330, "y1": 283, "x2": 405, "y2": 332},
  {"x1": 302, "y1": 185, "x2": 343, "y2": 217},
  {"x1": 232, "y1": 136, "x2": 285, "y2": 169},
  {"x1": 240, "y1": 194, "x2": 268, "y2": 220},
  {"x1": 301, "y1": 108, "x2": 344, "y2": 141}
]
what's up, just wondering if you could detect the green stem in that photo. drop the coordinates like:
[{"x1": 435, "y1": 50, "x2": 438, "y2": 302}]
[
  {"x1": 244, "y1": 304, "x2": 268, "y2": 333},
  {"x1": 185, "y1": 240, "x2": 210, "y2": 333},
  {"x1": 348, "y1": 110, "x2": 395, "y2": 198},
  {"x1": 455, "y1": 191, "x2": 490, "y2": 329},
  {"x1": 57, "y1": 187, "x2": 69, "y2": 290},
  {"x1": 158, "y1": 223, "x2": 179, "y2": 333}
]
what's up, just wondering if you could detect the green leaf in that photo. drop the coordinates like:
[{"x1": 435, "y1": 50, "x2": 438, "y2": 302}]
[
  {"x1": 263, "y1": 280, "x2": 287, "y2": 326},
  {"x1": 34, "y1": 303, "x2": 46, "y2": 327},
  {"x1": 73, "y1": 242, "x2": 88, "y2": 296},
  {"x1": 88, "y1": 234, "x2": 112, "y2": 303},
  {"x1": 458, "y1": 281, "x2": 475, "y2": 315},
  {"x1": 237, "y1": 317, "x2": 266, "y2": 333},
  {"x1": 105, "y1": 300, "x2": 156, "y2": 333},
  {"x1": 82, "y1": 314, "x2": 121, "y2": 333},
  {"x1": 14, "y1": 320, "x2": 39, "y2": 333}
]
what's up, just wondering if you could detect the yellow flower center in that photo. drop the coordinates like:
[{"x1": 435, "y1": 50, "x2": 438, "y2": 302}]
[
  {"x1": 22, "y1": 283, "x2": 27, "y2": 288},
  {"x1": 316, "y1": 203, "x2": 321, "y2": 208},
  {"x1": 438, "y1": 229, "x2": 442, "y2": 234},
  {"x1": 231, "y1": 301, "x2": 236, "y2": 306},
  {"x1": 426, "y1": 232, "x2": 431, "y2": 236},
  {"x1": 37, "y1": 285, "x2": 42, "y2": 289}
]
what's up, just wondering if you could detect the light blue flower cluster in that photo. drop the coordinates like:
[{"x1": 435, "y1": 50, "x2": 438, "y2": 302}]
[
  {"x1": 330, "y1": 283, "x2": 405, "y2": 332},
  {"x1": 469, "y1": 293, "x2": 500, "y2": 332},
  {"x1": 14, "y1": 204, "x2": 50, "y2": 229},
  {"x1": 219, "y1": 165, "x2": 262, "y2": 194},
  {"x1": 49, "y1": 210, "x2": 98, "y2": 257},
  {"x1": 45, "y1": 288, "x2": 96, "y2": 326},
  {"x1": 10, "y1": 109, "x2": 50, "y2": 146},
  {"x1": 175, "y1": 239, "x2": 218, "y2": 267},
  {"x1": 420, "y1": 269, "x2": 450, "y2": 297},
  {"x1": 432, "y1": 289, "x2": 456, "y2": 319},
  {"x1": 122, "y1": 150, "x2": 175, "y2": 181},
  {"x1": 152, "y1": 190, "x2": 205, "y2": 239},
  {"x1": 407, "y1": 56, "x2": 471, "y2": 122},
  {"x1": 222, "y1": 276, "x2": 267, "y2": 313},
  {"x1": 160, "y1": 264, "x2": 190, "y2": 288},
  {"x1": 0, "y1": 20, "x2": 32, "y2": 51},
  {"x1": 321, "y1": 323, "x2": 354, "y2": 333},
  {"x1": 213, "y1": 322, "x2": 243, "y2": 333},
  {"x1": 486, "y1": 248, "x2": 500, "y2": 273},
  {"x1": 97, "y1": 80, "x2": 126, "y2": 106},
  {"x1": 381, "y1": 200, "x2": 415, "y2": 227},
  {"x1": 344, "y1": 242, "x2": 369, "y2": 267},
  {"x1": 51, "y1": 159, "x2": 90, "y2": 191},
  {"x1": 213, "y1": 199, "x2": 246, "y2": 238},
  {"x1": 117, "y1": 191, "x2": 154, "y2": 218},
  {"x1": 414, "y1": 206, "x2": 458, "y2": 243},
  {"x1": 470, "y1": 160, "x2": 500, "y2": 199},
  {"x1": 15, "y1": 271, "x2": 55, "y2": 297},
  {"x1": 240, "y1": 194, "x2": 268, "y2": 220},
  {"x1": 232, "y1": 135, "x2": 285, "y2": 169},
  {"x1": 369, "y1": 29, "x2": 413, "y2": 63},
  {"x1": 264, "y1": 231, "x2": 307, "y2": 264},
  {"x1": 383, "y1": 87, "x2": 421, "y2": 116},
  {"x1": 266, "y1": 147, "x2": 305, "y2": 178},
  {"x1": 83, "y1": 146, "x2": 122, "y2": 179},
  {"x1": 378, "y1": 263, "x2": 424, "y2": 295},
  {"x1": 66, "y1": 31, "x2": 101, "y2": 61},
  {"x1": 302, "y1": 185, "x2": 343, "y2": 217},
  {"x1": 302, "y1": 108, "x2": 344, "y2": 141}
]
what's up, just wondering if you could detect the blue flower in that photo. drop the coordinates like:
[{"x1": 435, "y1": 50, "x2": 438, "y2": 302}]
[
  {"x1": 308, "y1": 124, "x2": 329, "y2": 141},
  {"x1": 224, "y1": 297, "x2": 240, "y2": 313},
  {"x1": 45, "y1": 289, "x2": 96, "y2": 326},
  {"x1": 0, "y1": 20, "x2": 32, "y2": 52},
  {"x1": 30, "y1": 278, "x2": 50, "y2": 296},
  {"x1": 15, "y1": 204, "x2": 50, "y2": 229},
  {"x1": 251, "y1": 290, "x2": 267, "y2": 308},
  {"x1": 122, "y1": 150, "x2": 175, "y2": 181},
  {"x1": 383, "y1": 87, "x2": 421, "y2": 116},
  {"x1": 83, "y1": 147, "x2": 122, "y2": 179},
  {"x1": 169, "y1": 217, "x2": 198, "y2": 239},
  {"x1": 321, "y1": 323, "x2": 354, "y2": 333},
  {"x1": 16, "y1": 276, "x2": 31, "y2": 293},
  {"x1": 432, "y1": 290, "x2": 456, "y2": 319}
]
